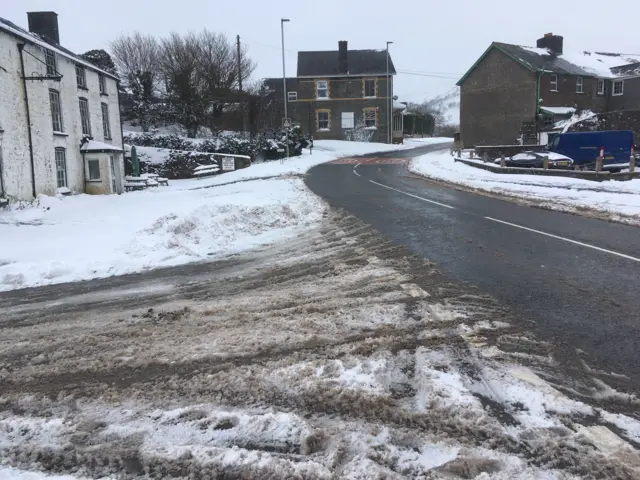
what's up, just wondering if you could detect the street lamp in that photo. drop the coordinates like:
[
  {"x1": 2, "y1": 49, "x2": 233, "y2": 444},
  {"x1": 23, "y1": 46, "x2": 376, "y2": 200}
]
[
  {"x1": 281, "y1": 18, "x2": 290, "y2": 159},
  {"x1": 386, "y1": 41, "x2": 393, "y2": 144}
]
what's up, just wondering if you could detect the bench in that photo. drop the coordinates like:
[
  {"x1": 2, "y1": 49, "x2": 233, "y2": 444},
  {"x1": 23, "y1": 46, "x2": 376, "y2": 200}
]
[
  {"x1": 141, "y1": 173, "x2": 169, "y2": 186},
  {"x1": 193, "y1": 164, "x2": 220, "y2": 179},
  {"x1": 124, "y1": 176, "x2": 159, "y2": 192}
]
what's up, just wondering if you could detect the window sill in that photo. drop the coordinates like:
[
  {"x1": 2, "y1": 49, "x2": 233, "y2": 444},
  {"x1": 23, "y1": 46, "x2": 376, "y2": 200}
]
[
  {"x1": 597, "y1": 93, "x2": 605, "y2": 96},
  {"x1": 100, "y1": 92, "x2": 109, "y2": 97},
  {"x1": 316, "y1": 97, "x2": 330, "y2": 101},
  {"x1": 53, "y1": 131, "x2": 68, "y2": 137},
  {"x1": 550, "y1": 89, "x2": 559, "y2": 92},
  {"x1": 575, "y1": 92, "x2": 584, "y2": 94},
  {"x1": 364, "y1": 127, "x2": 377, "y2": 130},
  {"x1": 317, "y1": 128, "x2": 330, "y2": 132},
  {"x1": 104, "y1": 137, "x2": 112, "y2": 141},
  {"x1": 612, "y1": 93, "x2": 624, "y2": 97},
  {"x1": 363, "y1": 96, "x2": 377, "y2": 99},
  {"x1": 85, "y1": 179, "x2": 102, "y2": 183},
  {"x1": 77, "y1": 86, "x2": 89, "y2": 91}
]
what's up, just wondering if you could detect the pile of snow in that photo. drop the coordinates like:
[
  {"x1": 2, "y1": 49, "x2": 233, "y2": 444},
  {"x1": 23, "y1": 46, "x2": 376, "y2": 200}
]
[
  {"x1": 0, "y1": 179, "x2": 324, "y2": 291},
  {"x1": 410, "y1": 151, "x2": 640, "y2": 221}
]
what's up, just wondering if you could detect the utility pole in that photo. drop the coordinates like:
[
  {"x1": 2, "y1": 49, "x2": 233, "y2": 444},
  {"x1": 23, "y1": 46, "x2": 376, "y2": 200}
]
[
  {"x1": 386, "y1": 41, "x2": 393, "y2": 144},
  {"x1": 281, "y1": 18, "x2": 290, "y2": 159},
  {"x1": 237, "y1": 35, "x2": 247, "y2": 133}
]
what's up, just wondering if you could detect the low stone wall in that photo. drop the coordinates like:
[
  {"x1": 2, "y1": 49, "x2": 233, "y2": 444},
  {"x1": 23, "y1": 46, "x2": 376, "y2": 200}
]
[
  {"x1": 474, "y1": 144, "x2": 547, "y2": 159},
  {"x1": 455, "y1": 157, "x2": 640, "y2": 182}
]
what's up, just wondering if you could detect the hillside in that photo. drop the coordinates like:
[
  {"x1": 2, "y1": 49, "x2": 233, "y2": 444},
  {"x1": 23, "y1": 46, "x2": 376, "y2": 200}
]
[{"x1": 425, "y1": 87, "x2": 460, "y2": 127}]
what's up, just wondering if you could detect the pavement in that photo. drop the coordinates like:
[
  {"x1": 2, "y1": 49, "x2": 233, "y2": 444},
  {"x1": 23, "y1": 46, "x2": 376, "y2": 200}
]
[{"x1": 305, "y1": 143, "x2": 640, "y2": 392}]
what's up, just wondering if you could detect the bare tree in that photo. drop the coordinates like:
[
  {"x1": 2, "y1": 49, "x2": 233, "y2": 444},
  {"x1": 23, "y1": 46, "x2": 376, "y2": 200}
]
[
  {"x1": 159, "y1": 30, "x2": 257, "y2": 137},
  {"x1": 109, "y1": 33, "x2": 160, "y2": 132}
]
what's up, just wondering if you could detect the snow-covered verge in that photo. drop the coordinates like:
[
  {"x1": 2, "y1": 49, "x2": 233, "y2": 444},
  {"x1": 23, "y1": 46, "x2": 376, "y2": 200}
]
[
  {"x1": 0, "y1": 179, "x2": 323, "y2": 292},
  {"x1": 410, "y1": 151, "x2": 640, "y2": 223},
  {"x1": 2, "y1": 216, "x2": 639, "y2": 478}
]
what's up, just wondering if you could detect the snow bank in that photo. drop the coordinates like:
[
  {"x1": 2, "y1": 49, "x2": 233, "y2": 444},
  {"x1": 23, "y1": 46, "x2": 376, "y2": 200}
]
[
  {"x1": 410, "y1": 151, "x2": 640, "y2": 220},
  {"x1": 0, "y1": 179, "x2": 324, "y2": 291}
]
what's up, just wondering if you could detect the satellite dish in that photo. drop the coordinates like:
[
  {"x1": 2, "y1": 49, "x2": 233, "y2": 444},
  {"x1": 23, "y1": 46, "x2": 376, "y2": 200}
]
[{"x1": 393, "y1": 95, "x2": 398, "y2": 100}]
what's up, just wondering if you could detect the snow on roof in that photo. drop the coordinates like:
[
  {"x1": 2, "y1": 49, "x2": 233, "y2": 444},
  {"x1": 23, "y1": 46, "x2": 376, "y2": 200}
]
[
  {"x1": 80, "y1": 140, "x2": 123, "y2": 152},
  {"x1": 520, "y1": 45, "x2": 640, "y2": 78},
  {"x1": 540, "y1": 106, "x2": 575, "y2": 115},
  {"x1": 393, "y1": 101, "x2": 407, "y2": 111},
  {"x1": 0, "y1": 16, "x2": 119, "y2": 80},
  {"x1": 553, "y1": 110, "x2": 597, "y2": 133}
]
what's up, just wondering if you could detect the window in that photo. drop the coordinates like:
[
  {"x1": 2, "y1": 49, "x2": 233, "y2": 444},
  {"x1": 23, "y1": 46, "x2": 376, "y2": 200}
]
[
  {"x1": 364, "y1": 78, "x2": 376, "y2": 98},
  {"x1": 54, "y1": 148, "x2": 67, "y2": 188},
  {"x1": 597, "y1": 79, "x2": 605, "y2": 95},
  {"x1": 87, "y1": 159, "x2": 101, "y2": 180},
  {"x1": 550, "y1": 74, "x2": 558, "y2": 91},
  {"x1": 287, "y1": 91, "x2": 297, "y2": 101},
  {"x1": 317, "y1": 110, "x2": 330, "y2": 130},
  {"x1": 341, "y1": 112, "x2": 354, "y2": 129},
  {"x1": 79, "y1": 98, "x2": 91, "y2": 135},
  {"x1": 49, "y1": 89, "x2": 63, "y2": 132},
  {"x1": 543, "y1": 114, "x2": 554, "y2": 127},
  {"x1": 613, "y1": 80, "x2": 624, "y2": 96},
  {"x1": 363, "y1": 108, "x2": 377, "y2": 128},
  {"x1": 316, "y1": 80, "x2": 329, "y2": 99},
  {"x1": 99, "y1": 74, "x2": 107, "y2": 95},
  {"x1": 575, "y1": 76, "x2": 583, "y2": 94},
  {"x1": 45, "y1": 49, "x2": 57, "y2": 76},
  {"x1": 76, "y1": 65, "x2": 87, "y2": 89},
  {"x1": 101, "y1": 103, "x2": 112, "y2": 139}
]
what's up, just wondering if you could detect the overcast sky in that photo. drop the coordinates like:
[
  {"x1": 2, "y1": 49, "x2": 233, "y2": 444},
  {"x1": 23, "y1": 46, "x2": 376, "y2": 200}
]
[{"x1": 4, "y1": 0, "x2": 640, "y2": 102}]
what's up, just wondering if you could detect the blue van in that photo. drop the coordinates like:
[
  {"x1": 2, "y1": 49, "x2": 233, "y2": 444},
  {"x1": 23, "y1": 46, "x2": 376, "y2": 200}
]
[{"x1": 548, "y1": 131, "x2": 634, "y2": 170}]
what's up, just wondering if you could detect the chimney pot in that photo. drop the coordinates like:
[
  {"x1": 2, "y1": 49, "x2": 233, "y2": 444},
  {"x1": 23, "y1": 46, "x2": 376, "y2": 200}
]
[
  {"x1": 536, "y1": 33, "x2": 563, "y2": 55},
  {"x1": 27, "y1": 11, "x2": 60, "y2": 45}
]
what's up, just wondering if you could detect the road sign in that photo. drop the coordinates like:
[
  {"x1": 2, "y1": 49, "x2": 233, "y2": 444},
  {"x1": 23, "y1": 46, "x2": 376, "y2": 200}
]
[
  {"x1": 295, "y1": 138, "x2": 313, "y2": 150},
  {"x1": 221, "y1": 158, "x2": 235, "y2": 171},
  {"x1": 282, "y1": 118, "x2": 292, "y2": 129}
]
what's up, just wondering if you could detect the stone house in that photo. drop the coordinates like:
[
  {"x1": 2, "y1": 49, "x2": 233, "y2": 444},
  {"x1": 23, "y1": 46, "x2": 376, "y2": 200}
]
[
  {"x1": 264, "y1": 41, "x2": 405, "y2": 143},
  {"x1": 457, "y1": 33, "x2": 640, "y2": 147},
  {"x1": 0, "y1": 11, "x2": 124, "y2": 202}
]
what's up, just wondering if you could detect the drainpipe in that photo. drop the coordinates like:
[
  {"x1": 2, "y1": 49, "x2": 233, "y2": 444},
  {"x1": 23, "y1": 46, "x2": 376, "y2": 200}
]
[
  {"x1": 116, "y1": 80, "x2": 125, "y2": 193},
  {"x1": 17, "y1": 44, "x2": 37, "y2": 199},
  {"x1": 0, "y1": 131, "x2": 5, "y2": 198}
]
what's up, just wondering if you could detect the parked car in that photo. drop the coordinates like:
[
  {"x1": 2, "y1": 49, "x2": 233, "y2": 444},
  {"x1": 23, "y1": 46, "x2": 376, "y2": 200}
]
[
  {"x1": 548, "y1": 131, "x2": 634, "y2": 171},
  {"x1": 494, "y1": 151, "x2": 573, "y2": 168}
]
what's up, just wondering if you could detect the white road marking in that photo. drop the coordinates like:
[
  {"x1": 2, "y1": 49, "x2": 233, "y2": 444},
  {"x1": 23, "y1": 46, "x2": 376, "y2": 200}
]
[
  {"x1": 485, "y1": 217, "x2": 640, "y2": 263},
  {"x1": 353, "y1": 164, "x2": 361, "y2": 177},
  {"x1": 369, "y1": 180, "x2": 455, "y2": 209}
]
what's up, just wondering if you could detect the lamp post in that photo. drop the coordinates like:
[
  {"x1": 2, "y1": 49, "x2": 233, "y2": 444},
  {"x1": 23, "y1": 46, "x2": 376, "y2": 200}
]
[
  {"x1": 281, "y1": 18, "x2": 290, "y2": 159},
  {"x1": 386, "y1": 41, "x2": 393, "y2": 144}
]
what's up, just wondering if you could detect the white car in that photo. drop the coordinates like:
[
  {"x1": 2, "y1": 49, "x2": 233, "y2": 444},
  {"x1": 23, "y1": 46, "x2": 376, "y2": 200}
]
[{"x1": 494, "y1": 151, "x2": 573, "y2": 168}]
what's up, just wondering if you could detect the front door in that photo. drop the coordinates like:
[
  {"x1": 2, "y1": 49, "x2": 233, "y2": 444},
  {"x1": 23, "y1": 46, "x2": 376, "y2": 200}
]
[{"x1": 109, "y1": 156, "x2": 117, "y2": 193}]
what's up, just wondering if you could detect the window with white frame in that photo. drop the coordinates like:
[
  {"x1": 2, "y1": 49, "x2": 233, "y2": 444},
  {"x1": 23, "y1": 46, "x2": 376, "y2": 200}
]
[
  {"x1": 550, "y1": 74, "x2": 558, "y2": 91},
  {"x1": 54, "y1": 148, "x2": 67, "y2": 188},
  {"x1": 76, "y1": 65, "x2": 87, "y2": 89},
  {"x1": 613, "y1": 80, "x2": 624, "y2": 96},
  {"x1": 597, "y1": 79, "x2": 605, "y2": 95},
  {"x1": 364, "y1": 78, "x2": 376, "y2": 98},
  {"x1": 101, "y1": 103, "x2": 112, "y2": 139},
  {"x1": 363, "y1": 108, "x2": 377, "y2": 128},
  {"x1": 316, "y1": 80, "x2": 329, "y2": 99},
  {"x1": 576, "y1": 76, "x2": 583, "y2": 93},
  {"x1": 87, "y1": 159, "x2": 101, "y2": 181},
  {"x1": 317, "y1": 110, "x2": 330, "y2": 130},
  {"x1": 341, "y1": 112, "x2": 354, "y2": 129},
  {"x1": 79, "y1": 98, "x2": 91, "y2": 135},
  {"x1": 287, "y1": 91, "x2": 297, "y2": 101},
  {"x1": 99, "y1": 74, "x2": 107, "y2": 95},
  {"x1": 49, "y1": 89, "x2": 63, "y2": 132},
  {"x1": 45, "y1": 49, "x2": 57, "y2": 76}
]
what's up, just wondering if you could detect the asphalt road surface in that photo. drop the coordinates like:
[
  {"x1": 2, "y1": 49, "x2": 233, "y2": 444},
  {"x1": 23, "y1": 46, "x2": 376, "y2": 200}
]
[{"x1": 305, "y1": 143, "x2": 640, "y2": 391}]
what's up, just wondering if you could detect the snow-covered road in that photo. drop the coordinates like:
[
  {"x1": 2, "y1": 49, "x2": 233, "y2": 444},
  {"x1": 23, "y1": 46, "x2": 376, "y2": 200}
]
[{"x1": 1, "y1": 213, "x2": 639, "y2": 478}]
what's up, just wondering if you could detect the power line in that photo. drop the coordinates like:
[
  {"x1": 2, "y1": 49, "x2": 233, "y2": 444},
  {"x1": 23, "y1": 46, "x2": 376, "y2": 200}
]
[
  {"x1": 399, "y1": 68, "x2": 464, "y2": 76},
  {"x1": 397, "y1": 70, "x2": 460, "y2": 79}
]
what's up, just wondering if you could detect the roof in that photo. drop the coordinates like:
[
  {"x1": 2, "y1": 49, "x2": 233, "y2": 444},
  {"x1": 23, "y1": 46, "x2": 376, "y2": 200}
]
[
  {"x1": 611, "y1": 62, "x2": 640, "y2": 77},
  {"x1": 297, "y1": 49, "x2": 396, "y2": 77},
  {"x1": 80, "y1": 140, "x2": 123, "y2": 152},
  {"x1": 540, "y1": 106, "x2": 575, "y2": 115},
  {"x1": 0, "y1": 16, "x2": 119, "y2": 80},
  {"x1": 457, "y1": 42, "x2": 640, "y2": 85}
]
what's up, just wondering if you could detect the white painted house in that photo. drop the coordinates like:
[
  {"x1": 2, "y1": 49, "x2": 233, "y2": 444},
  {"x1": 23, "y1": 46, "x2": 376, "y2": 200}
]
[{"x1": 0, "y1": 11, "x2": 124, "y2": 202}]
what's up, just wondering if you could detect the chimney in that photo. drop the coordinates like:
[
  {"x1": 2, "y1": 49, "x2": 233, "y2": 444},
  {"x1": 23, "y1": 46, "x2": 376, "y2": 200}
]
[
  {"x1": 536, "y1": 33, "x2": 563, "y2": 56},
  {"x1": 27, "y1": 11, "x2": 60, "y2": 45},
  {"x1": 338, "y1": 40, "x2": 348, "y2": 74}
]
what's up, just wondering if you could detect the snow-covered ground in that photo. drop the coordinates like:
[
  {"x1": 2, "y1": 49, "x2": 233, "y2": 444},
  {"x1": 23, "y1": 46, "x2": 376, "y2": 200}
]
[
  {"x1": 410, "y1": 151, "x2": 640, "y2": 223},
  {"x1": 0, "y1": 140, "x2": 451, "y2": 292},
  {"x1": 2, "y1": 213, "x2": 639, "y2": 478}
]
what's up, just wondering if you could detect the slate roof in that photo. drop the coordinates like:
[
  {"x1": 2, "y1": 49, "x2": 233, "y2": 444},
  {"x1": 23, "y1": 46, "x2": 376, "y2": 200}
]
[
  {"x1": 297, "y1": 49, "x2": 396, "y2": 77},
  {"x1": 458, "y1": 42, "x2": 640, "y2": 85},
  {"x1": 0, "y1": 15, "x2": 119, "y2": 79}
]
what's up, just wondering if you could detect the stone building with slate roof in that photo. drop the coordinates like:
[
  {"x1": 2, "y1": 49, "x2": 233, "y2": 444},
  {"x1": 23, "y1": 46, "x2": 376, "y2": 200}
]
[
  {"x1": 264, "y1": 41, "x2": 404, "y2": 143},
  {"x1": 457, "y1": 33, "x2": 640, "y2": 147}
]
